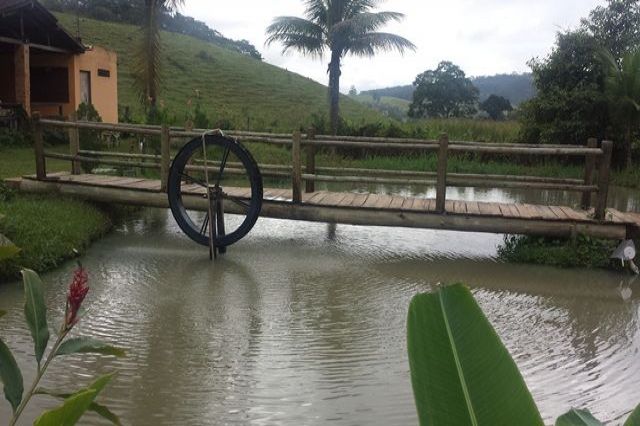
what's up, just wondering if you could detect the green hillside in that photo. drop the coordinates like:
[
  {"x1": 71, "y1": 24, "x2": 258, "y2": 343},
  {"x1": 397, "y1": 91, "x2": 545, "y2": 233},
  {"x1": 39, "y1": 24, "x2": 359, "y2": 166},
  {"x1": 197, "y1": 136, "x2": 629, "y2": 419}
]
[{"x1": 56, "y1": 14, "x2": 382, "y2": 131}]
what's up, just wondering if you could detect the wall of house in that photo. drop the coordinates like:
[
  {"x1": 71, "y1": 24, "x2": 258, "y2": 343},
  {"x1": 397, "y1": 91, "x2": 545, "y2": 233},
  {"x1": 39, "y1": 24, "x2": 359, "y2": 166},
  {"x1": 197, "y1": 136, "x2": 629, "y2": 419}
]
[
  {"x1": 29, "y1": 51, "x2": 76, "y2": 118},
  {"x1": 74, "y1": 46, "x2": 118, "y2": 123},
  {"x1": 0, "y1": 51, "x2": 16, "y2": 103}
]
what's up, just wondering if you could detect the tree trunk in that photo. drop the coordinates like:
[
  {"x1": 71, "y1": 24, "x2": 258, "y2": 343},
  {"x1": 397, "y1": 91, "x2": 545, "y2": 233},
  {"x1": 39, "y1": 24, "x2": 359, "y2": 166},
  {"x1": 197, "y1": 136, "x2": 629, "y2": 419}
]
[
  {"x1": 328, "y1": 51, "x2": 341, "y2": 136},
  {"x1": 623, "y1": 125, "x2": 633, "y2": 169}
]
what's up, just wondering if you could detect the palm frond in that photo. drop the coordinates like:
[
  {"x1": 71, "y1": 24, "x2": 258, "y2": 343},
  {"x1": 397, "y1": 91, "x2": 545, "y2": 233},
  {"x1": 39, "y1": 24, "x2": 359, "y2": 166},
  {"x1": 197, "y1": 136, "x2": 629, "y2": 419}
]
[
  {"x1": 347, "y1": 32, "x2": 416, "y2": 57},
  {"x1": 304, "y1": 0, "x2": 329, "y2": 27},
  {"x1": 266, "y1": 16, "x2": 325, "y2": 56},
  {"x1": 333, "y1": 11, "x2": 404, "y2": 35}
]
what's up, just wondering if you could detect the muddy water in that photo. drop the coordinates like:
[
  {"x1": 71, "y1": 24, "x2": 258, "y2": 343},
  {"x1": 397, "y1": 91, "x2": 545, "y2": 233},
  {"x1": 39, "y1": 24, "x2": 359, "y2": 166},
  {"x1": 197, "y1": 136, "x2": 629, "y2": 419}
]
[{"x1": 0, "y1": 186, "x2": 639, "y2": 425}]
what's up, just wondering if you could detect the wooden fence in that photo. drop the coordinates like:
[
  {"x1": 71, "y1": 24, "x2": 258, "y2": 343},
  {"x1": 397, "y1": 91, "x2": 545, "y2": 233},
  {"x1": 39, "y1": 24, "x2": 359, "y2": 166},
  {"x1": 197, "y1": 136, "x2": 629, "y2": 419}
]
[{"x1": 30, "y1": 114, "x2": 614, "y2": 220}]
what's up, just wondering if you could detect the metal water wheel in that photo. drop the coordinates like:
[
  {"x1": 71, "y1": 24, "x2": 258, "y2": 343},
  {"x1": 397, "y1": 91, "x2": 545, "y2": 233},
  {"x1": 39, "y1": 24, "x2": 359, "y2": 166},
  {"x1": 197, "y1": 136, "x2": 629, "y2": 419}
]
[{"x1": 167, "y1": 133, "x2": 263, "y2": 257}]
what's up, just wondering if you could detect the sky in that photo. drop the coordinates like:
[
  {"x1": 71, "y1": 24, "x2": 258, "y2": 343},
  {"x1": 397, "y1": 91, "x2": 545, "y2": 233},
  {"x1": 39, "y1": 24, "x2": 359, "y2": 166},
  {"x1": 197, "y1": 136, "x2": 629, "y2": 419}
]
[{"x1": 182, "y1": 0, "x2": 607, "y2": 92}]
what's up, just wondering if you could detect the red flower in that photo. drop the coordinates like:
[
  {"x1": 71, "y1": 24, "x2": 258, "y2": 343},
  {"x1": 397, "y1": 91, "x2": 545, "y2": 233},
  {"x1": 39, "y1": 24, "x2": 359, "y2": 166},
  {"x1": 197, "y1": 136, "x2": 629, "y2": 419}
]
[{"x1": 64, "y1": 267, "x2": 89, "y2": 330}]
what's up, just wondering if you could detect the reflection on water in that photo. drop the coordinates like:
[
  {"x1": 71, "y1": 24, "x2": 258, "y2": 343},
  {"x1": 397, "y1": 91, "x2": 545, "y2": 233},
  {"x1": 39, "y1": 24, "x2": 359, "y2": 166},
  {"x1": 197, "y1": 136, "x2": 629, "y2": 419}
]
[{"x1": 0, "y1": 186, "x2": 639, "y2": 425}]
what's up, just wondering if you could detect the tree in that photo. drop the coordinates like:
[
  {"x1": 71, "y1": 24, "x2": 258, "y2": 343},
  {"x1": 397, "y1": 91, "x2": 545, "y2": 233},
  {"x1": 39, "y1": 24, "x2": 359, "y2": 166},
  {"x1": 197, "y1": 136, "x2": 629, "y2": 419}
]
[
  {"x1": 134, "y1": 0, "x2": 184, "y2": 113},
  {"x1": 408, "y1": 61, "x2": 479, "y2": 118},
  {"x1": 518, "y1": 30, "x2": 609, "y2": 145},
  {"x1": 348, "y1": 86, "x2": 358, "y2": 96},
  {"x1": 582, "y1": 0, "x2": 640, "y2": 59},
  {"x1": 265, "y1": 0, "x2": 415, "y2": 134},
  {"x1": 601, "y1": 48, "x2": 640, "y2": 168},
  {"x1": 480, "y1": 95, "x2": 513, "y2": 120}
]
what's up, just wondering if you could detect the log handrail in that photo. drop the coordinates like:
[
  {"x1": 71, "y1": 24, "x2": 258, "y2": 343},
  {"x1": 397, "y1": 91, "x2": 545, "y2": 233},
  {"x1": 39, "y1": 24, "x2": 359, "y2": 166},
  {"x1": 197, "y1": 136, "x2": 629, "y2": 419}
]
[{"x1": 31, "y1": 118, "x2": 614, "y2": 221}]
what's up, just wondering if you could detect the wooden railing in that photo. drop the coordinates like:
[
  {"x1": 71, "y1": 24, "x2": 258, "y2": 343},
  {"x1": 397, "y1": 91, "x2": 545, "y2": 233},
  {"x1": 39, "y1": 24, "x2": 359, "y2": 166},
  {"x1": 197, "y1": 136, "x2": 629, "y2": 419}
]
[{"x1": 30, "y1": 114, "x2": 614, "y2": 220}]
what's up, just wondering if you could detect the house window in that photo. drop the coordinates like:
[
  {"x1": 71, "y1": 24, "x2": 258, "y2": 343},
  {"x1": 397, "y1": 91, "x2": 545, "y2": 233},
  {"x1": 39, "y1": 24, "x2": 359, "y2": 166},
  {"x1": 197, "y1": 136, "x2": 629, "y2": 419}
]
[
  {"x1": 97, "y1": 69, "x2": 110, "y2": 77},
  {"x1": 80, "y1": 70, "x2": 91, "y2": 105},
  {"x1": 30, "y1": 67, "x2": 69, "y2": 103}
]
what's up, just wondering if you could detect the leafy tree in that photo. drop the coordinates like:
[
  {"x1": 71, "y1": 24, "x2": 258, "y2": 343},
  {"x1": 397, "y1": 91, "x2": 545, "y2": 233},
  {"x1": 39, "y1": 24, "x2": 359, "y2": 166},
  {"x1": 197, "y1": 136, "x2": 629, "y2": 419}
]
[
  {"x1": 518, "y1": 30, "x2": 609, "y2": 146},
  {"x1": 408, "y1": 61, "x2": 479, "y2": 118},
  {"x1": 582, "y1": 0, "x2": 640, "y2": 59},
  {"x1": 601, "y1": 48, "x2": 640, "y2": 168},
  {"x1": 134, "y1": 0, "x2": 184, "y2": 112},
  {"x1": 265, "y1": 0, "x2": 415, "y2": 134},
  {"x1": 480, "y1": 94, "x2": 513, "y2": 120},
  {"x1": 348, "y1": 86, "x2": 358, "y2": 96}
]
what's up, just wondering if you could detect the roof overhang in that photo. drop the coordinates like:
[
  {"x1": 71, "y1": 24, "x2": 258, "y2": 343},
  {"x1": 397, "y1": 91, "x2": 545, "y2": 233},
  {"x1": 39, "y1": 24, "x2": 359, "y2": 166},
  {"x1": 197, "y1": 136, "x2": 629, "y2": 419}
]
[{"x1": 0, "y1": 0, "x2": 84, "y2": 54}]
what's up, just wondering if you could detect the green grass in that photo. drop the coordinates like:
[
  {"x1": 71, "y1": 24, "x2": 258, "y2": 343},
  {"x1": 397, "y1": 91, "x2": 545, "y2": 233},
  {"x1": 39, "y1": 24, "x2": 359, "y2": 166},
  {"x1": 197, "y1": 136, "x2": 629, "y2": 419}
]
[
  {"x1": 0, "y1": 191, "x2": 112, "y2": 281},
  {"x1": 55, "y1": 13, "x2": 382, "y2": 131},
  {"x1": 0, "y1": 146, "x2": 69, "y2": 179},
  {"x1": 351, "y1": 94, "x2": 411, "y2": 111}
]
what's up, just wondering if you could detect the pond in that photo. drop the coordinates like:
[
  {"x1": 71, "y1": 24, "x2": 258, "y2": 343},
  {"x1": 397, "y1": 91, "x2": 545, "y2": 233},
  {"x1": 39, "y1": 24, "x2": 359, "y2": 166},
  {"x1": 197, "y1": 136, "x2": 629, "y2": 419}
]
[{"x1": 0, "y1": 185, "x2": 639, "y2": 425}]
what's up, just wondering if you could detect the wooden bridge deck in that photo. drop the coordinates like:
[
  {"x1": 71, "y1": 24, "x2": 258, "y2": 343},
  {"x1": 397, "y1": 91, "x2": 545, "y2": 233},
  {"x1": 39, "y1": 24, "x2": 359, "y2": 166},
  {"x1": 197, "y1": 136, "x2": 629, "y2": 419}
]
[{"x1": 7, "y1": 172, "x2": 640, "y2": 240}]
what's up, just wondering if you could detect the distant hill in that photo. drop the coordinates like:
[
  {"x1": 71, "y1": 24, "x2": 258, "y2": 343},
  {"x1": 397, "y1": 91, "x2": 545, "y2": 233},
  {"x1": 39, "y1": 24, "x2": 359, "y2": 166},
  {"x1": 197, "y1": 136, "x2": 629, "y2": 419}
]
[
  {"x1": 55, "y1": 14, "x2": 382, "y2": 131},
  {"x1": 361, "y1": 73, "x2": 536, "y2": 107}
]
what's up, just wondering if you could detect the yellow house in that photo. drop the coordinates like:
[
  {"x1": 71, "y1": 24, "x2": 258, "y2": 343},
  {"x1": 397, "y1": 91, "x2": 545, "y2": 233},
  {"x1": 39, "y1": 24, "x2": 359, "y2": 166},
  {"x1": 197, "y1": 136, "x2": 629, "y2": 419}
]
[{"x1": 0, "y1": 0, "x2": 118, "y2": 123}]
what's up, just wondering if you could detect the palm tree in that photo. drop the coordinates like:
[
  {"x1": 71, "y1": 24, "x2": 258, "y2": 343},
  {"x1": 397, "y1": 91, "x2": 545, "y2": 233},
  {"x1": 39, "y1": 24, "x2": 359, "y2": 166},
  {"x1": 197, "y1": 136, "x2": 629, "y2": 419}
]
[
  {"x1": 601, "y1": 47, "x2": 640, "y2": 168},
  {"x1": 135, "y1": 0, "x2": 184, "y2": 113},
  {"x1": 266, "y1": 0, "x2": 415, "y2": 134}
]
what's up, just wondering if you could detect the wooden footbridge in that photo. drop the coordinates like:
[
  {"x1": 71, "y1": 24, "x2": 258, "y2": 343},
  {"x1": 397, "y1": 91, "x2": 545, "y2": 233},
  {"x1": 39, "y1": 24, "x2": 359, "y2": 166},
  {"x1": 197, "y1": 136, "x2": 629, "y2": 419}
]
[{"x1": 6, "y1": 116, "x2": 640, "y2": 240}]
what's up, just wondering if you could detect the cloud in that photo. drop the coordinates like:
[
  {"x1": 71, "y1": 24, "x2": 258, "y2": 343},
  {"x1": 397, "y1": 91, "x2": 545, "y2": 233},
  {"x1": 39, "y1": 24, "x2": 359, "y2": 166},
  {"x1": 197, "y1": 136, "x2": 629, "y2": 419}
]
[{"x1": 182, "y1": 0, "x2": 606, "y2": 91}]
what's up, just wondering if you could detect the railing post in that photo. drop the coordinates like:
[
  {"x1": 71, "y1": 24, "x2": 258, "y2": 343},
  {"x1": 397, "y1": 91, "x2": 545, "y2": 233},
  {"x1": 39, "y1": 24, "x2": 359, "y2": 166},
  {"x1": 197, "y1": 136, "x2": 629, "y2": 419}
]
[
  {"x1": 160, "y1": 124, "x2": 171, "y2": 192},
  {"x1": 305, "y1": 127, "x2": 316, "y2": 193},
  {"x1": 32, "y1": 112, "x2": 46, "y2": 180},
  {"x1": 595, "y1": 140, "x2": 613, "y2": 220},
  {"x1": 68, "y1": 112, "x2": 81, "y2": 175},
  {"x1": 435, "y1": 133, "x2": 449, "y2": 213},
  {"x1": 292, "y1": 130, "x2": 302, "y2": 203},
  {"x1": 581, "y1": 138, "x2": 597, "y2": 209}
]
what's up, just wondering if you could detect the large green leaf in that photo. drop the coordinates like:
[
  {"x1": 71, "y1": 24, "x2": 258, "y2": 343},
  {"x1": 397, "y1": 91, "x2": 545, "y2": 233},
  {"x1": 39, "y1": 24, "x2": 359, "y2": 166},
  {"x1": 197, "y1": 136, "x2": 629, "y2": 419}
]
[
  {"x1": 36, "y1": 373, "x2": 121, "y2": 425},
  {"x1": 33, "y1": 373, "x2": 114, "y2": 426},
  {"x1": 22, "y1": 269, "x2": 50, "y2": 365},
  {"x1": 625, "y1": 404, "x2": 640, "y2": 426},
  {"x1": 407, "y1": 284, "x2": 543, "y2": 426},
  {"x1": 0, "y1": 337, "x2": 24, "y2": 413},
  {"x1": 55, "y1": 337, "x2": 125, "y2": 358},
  {"x1": 0, "y1": 233, "x2": 20, "y2": 261},
  {"x1": 555, "y1": 408, "x2": 603, "y2": 425}
]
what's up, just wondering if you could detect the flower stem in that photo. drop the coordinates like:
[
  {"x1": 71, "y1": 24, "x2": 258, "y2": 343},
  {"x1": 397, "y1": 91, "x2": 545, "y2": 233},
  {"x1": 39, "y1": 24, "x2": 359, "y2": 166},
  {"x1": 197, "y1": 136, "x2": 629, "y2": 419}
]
[{"x1": 9, "y1": 329, "x2": 68, "y2": 425}]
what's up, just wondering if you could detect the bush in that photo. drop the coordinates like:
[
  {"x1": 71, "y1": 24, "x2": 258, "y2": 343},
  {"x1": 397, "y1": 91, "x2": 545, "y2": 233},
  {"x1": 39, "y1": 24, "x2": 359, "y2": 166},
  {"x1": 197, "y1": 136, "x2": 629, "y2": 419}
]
[
  {"x1": 497, "y1": 234, "x2": 618, "y2": 268},
  {"x1": 0, "y1": 128, "x2": 27, "y2": 147}
]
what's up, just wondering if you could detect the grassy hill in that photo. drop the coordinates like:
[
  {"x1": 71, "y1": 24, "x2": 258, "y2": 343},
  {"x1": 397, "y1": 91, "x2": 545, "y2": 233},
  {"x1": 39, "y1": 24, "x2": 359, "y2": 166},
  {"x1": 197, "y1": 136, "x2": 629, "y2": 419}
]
[{"x1": 56, "y1": 14, "x2": 382, "y2": 131}]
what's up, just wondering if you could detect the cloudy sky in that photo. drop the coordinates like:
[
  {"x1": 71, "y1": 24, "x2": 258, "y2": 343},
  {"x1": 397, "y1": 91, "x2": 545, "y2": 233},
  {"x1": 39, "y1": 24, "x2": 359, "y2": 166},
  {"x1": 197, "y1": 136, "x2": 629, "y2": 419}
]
[{"x1": 183, "y1": 0, "x2": 606, "y2": 92}]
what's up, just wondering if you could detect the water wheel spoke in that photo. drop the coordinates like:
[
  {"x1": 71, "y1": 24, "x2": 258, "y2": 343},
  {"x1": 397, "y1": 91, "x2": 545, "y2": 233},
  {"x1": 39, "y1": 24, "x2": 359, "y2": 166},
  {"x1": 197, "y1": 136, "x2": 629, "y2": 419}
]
[
  {"x1": 199, "y1": 212, "x2": 209, "y2": 235},
  {"x1": 224, "y1": 195, "x2": 250, "y2": 210},
  {"x1": 180, "y1": 172, "x2": 208, "y2": 188},
  {"x1": 215, "y1": 146, "x2": 231, "y2": 187}
]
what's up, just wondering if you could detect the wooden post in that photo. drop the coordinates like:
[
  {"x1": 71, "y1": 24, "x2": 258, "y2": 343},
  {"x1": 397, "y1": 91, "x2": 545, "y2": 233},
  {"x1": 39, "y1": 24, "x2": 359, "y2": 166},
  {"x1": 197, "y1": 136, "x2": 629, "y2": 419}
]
[
  {"x1": 595, "y1": 140, "x2": 613, "y2": 220},
  {"x1": 305, "y1": 127, "x2": 316, "y2": 193},
  {"x1": 292, "y1": 130, "x2": 302, "y2": 203},
  {"x1": 160, "y1": 124, "x2": 171, "y2": 192},
  {"x1": 581, "y1": 138, "x2": 597, "y2": 209},
  {"x1": 32, "y1": 112, "x2": 46, "y2": 180},
  {"x1": 68, "y1": 112, "x2": 81, "y2": 175},
  {"x1": 435, "y1": 133, "x2": 449, "y2": 213}
]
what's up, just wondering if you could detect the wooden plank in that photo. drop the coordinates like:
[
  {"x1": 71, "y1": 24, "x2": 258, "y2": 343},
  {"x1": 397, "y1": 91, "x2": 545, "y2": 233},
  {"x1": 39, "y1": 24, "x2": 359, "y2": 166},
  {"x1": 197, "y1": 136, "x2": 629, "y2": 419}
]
[
  {"x1": 338, "y1": 193, "x2": 358, "y2": 207},
  {"x1": 411, "y1": 198, "x2": 429, "y2": 211},
  {"x1": 390, "y1": 196, "x2": 405, "y2": 209},
  {"x1": 402, "y1": 197, "x2": 416, "y2": 210},
  {"x1": 535, "y1": 205, "x2": 560, "y2": 220},
  {"x1": 466, "y1": 201, "x2": 481, "y2": 215},
  {"x1": 362, "y1": 193, "x2": 383, "y2": 208},
  {"x1": 320, "y1": 192, "x2": 349, "y2": 207},
  {"x1": 453, "y1": 200, "x2": 467, "y2": 214},
  {"x1": 514, "y1": 203, "x2": 539, "y2": 219},
  {"x1": 478, "y1": 202, "x2": 502, "y2": 216},
  {"x1": 548, "y1": 206, "x2": 569, "y2": 220},
  {"x1": 559, "y1": 206, "x2": 586, "y2": 221},
  {"x1": 372, "y1": 194, "x2": 395, "y2": 209},
  {"x1": 304, "y1": 191, "x2": 329, "y2": 204},
  {"x1": 444, "y1": 200, "x2": 455, "y2": 213},
  {"x1": 499, "y1": 204, "x2": 520, "y2": 218},
  {"x1": 351, "y1": 193, "x2": 370, "y2": 208},
  {"x1": 607, "y1": 208, "x2": 629, "y2": 223},
  {"x1": 425, "y1": 199, "x2": 436, "y2": 212}
]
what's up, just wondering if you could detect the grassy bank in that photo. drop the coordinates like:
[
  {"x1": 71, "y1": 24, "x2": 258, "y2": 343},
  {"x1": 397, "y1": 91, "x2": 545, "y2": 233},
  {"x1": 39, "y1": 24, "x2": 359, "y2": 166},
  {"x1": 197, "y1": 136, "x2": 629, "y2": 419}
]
[
  {"x1": 0, "y1": 144, "x2": 115, "y2": 282},
  {"x1": 0, "y1": 190, "x2": 113, "y2": 281},
  {"x1": 497, "y1": 235, "x2": 619, "y2": 269}
]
